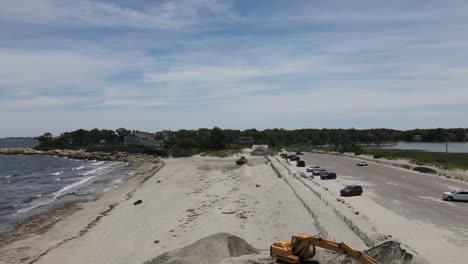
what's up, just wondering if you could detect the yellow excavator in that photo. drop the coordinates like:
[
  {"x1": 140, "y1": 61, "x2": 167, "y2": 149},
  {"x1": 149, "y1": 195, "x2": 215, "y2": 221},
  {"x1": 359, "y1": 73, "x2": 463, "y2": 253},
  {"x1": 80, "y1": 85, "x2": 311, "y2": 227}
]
[{"x1": 270, "y1": 234, "x2": 378, "y2": 264}]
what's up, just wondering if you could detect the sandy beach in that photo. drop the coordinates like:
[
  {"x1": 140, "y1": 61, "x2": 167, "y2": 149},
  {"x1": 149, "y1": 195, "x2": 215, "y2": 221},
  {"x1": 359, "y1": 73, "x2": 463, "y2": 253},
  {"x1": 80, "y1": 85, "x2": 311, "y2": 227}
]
[{"x1": 2, "y1": 150, "x2": 467, "y2": 263}]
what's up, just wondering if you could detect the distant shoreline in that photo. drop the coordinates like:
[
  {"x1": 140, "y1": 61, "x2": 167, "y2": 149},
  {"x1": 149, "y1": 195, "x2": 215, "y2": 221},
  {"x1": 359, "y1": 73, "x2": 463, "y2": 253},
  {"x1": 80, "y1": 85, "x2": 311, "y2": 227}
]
[{"x1": 0, "y1": 147, "x2": 150, "y2": 162}]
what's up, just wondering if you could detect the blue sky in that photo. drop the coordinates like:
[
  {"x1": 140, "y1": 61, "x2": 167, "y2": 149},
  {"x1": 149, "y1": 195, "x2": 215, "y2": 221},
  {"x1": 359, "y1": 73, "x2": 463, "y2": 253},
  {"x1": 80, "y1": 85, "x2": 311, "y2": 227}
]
[{"x1": 1, "y1": 0, "x2": 468, "y2": 137}]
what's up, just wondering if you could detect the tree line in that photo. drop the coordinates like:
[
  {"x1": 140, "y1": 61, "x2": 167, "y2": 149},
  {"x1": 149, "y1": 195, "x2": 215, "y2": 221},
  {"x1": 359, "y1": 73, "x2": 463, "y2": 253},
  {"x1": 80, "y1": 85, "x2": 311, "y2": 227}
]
[{"x1": 36, "y1": 127, "x2": 468, "y2": 151}]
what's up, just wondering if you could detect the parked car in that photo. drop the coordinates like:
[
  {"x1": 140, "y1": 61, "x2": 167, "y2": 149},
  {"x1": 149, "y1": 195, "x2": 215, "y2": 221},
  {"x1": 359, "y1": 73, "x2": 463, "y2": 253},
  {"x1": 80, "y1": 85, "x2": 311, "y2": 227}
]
[
  {"x1": 340, "y1": 185, "x2": 363, "y2": 196},
  {"x1": 296, "y1": 160, "x2": 305, "y2": 167},
  {"x1": 306, "y1": 166, "x2": 315, "y2": 172},
  {"x1": 320, "y1": 172, "x2": 337, "y2": 180},
  {"x1": 286, "y1": 154, "x2": 297, "y2": 159},
  {"x1": 356, "y1": 161, "x2": 368, "y2": 166},
  {"x1": 296, "y1": 151, "x2": 304, "y2": 155},
  {"x1": 442, "y1": 190, "x2": 468, "y2": 201},
  {"x1": 279, "y1": 153, "x2": 288, "y2": 158},
  {"x1": 290, "y1": 156, "x2": 300, "y2": 161},
  {"x1": 311, "y1": 167, "x2": 321, "y2": 175}
]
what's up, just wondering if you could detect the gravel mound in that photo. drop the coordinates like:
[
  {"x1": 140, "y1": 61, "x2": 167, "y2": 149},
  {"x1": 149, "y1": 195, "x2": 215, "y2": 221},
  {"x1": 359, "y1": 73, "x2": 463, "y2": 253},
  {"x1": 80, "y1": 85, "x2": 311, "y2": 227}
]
[
  {"x1": 143, "y1": 233, "x2": 258, "y2": 264},
  {"x1": 338, "y1": 240, "x2": 428, "y2": 264},
  {"x1": 365, "y1": 240, "x2": 428, "y2": 264}
]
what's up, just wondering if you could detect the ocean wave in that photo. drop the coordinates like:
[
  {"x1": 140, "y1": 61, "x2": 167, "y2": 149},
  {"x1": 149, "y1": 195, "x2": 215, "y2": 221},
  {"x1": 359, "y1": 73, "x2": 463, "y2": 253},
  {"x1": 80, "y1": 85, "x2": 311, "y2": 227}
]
[
  {"x1": 80, "y1": 164, "x2": 114, "y2": 176},
  {"x1": 16, "y1": 197, "x2": 55, "y2": 214},
  {"x1": 55, "y1": 178, "x2": 61, "y2": 181},
  {"x1": 4, "y1": 174, "x2": 12, "y2": 179},
  {"x1": 92, "y1": 161, "x2": 105, "y2": 166},
  {"x1": 73, "y1": 166, "x2": 85, "y2": 171},
  {"x1": 50, "y1": 171, "x2": 63, "y2": 176},
  {"x1": 53, "y1": 176, "x2": 95, "y2": 198}
]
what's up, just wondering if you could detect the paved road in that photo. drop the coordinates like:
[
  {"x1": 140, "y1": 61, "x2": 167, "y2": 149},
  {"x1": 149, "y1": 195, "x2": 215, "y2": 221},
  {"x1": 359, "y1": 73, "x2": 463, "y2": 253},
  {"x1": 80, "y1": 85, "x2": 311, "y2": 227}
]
[{"x1": 301, "y1": 152, "x2": 468, "y2": 233}]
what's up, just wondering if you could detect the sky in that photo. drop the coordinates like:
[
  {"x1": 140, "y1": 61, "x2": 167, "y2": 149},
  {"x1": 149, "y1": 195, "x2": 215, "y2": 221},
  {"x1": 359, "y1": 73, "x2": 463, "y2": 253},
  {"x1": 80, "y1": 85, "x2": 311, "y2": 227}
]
[{"x1": 1, "y1": 0, "x2": 468, "y2": 137}]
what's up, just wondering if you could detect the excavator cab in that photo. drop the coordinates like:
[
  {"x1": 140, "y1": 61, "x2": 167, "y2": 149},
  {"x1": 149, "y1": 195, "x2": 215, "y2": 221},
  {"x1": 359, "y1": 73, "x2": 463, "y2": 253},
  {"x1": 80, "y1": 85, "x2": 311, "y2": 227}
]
[{"x1": 291, "y1": 234, "x2": 316, "y2": 260}]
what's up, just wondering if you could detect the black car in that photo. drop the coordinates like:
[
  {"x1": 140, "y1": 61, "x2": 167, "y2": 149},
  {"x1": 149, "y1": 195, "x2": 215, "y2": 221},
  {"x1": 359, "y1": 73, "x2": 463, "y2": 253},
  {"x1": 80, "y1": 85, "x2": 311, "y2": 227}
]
[
  {"x1": 296, "y1": 151, "x2": 304, "y2": 155},
  {"x1": 290, "y1": 156, "x2": 300, "y2": 161},
  {"x1": 279, "y1": 153, "x2": 288, "y2": 158},
  {"x1": 286, "y1": 154, "x2": 297, "y2": 159},
  {"x1": 320, "y1": 172, "x2": 337, "y2": 180},
  {"x1": 340, "y1": 185, "x2": 363, "y2": 196},
  {"x1": 296, "y1": 160, "x2": 305, "y2": 167}
]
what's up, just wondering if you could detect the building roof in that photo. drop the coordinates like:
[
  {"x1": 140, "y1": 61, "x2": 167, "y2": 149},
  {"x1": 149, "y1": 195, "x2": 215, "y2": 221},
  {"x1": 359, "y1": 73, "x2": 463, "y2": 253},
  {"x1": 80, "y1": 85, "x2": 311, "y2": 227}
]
[
  {"x1": 125, "y1": 132, "x2": 156, "y2": 140},
  {"x1": 252, "y1": 145, "x2": 269, "y2": 151}
]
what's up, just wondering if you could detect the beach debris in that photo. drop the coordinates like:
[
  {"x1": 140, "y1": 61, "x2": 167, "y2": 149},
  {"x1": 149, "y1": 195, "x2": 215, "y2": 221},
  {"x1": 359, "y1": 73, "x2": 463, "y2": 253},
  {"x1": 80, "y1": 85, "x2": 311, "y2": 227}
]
[
  {"x1": 154, "y1": 240, "x2": 160, "y2": 244},
  {"x1": 255, "y1": 184, "x2": 261, "y2": 188},
  {"x1": 222, "y1": 211, "x2": 235, "y2": 214},
  {"x1": 134, "y1": 199, "x2": 143, "y2": 205},
  {"x1": 156, "y1": 180, "x2": 162, "y2": 183}
]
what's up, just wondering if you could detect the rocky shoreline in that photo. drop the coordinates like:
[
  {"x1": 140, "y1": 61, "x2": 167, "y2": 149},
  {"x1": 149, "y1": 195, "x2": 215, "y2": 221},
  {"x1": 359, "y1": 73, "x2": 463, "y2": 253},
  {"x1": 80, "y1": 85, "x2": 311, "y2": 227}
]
[{"x1": 0, "y1": 147, "x2": 155, "y2": 163}]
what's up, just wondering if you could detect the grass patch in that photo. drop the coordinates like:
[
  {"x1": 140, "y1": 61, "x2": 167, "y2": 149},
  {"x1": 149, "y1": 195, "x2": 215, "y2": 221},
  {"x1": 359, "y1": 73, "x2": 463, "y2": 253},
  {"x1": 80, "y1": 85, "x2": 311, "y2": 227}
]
[
  {"x1": 200, "y1": 149, "x2": 242, "y2": 158},
  {"x1": 363, "y1": 149, "x2": 468, "y2": 170}
]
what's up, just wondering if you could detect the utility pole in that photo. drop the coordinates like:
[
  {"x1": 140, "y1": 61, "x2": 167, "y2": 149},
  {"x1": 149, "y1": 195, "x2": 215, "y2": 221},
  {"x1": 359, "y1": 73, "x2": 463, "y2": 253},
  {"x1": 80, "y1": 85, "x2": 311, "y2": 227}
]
[
  {"x1": 446, "y1": 138, "x2": 449, "y2": 165},
  {"x1": 275, "y1": 137, "x2": 277, "y2": 154}
]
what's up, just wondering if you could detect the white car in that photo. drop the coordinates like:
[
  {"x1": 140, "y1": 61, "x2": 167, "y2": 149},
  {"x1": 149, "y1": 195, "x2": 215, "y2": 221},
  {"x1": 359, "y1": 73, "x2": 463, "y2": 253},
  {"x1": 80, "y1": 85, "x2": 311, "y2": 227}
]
[
  {"x1": 442, "y1": 190, "x2": 468, "y2": 201},
  {"x1": 311, "y1": 167, "x2": 321, "y2": 175},
  {"x1": 356, "y1": 161, "x2": 368, "y2": 166},
  {"x1": 306, "y1": 166, "x2": 316, "y2": 172}
]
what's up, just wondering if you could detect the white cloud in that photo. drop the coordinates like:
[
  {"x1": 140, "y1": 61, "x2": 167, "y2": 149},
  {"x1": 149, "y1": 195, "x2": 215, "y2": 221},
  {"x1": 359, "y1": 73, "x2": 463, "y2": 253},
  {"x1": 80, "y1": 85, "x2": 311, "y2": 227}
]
[
  {"x1": 0, "y1": 0, "x2": 237, "y2": 29},
  {"x1": 2, "y1": 96, "x2": 87, "y2": 108},
  {"x1": 0, "y1": 48, "x2": 149, "y2": 92}
]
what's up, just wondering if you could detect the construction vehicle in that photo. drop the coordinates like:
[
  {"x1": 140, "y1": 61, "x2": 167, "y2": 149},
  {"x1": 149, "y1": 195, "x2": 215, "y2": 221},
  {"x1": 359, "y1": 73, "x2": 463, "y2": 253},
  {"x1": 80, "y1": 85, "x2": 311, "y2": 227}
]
[
  {"x1": 236, "y1": 156, "x2": 248, "y2": 165},
  {"x1": 270, "y1": 234, "x2": 378, "y2": 264}
]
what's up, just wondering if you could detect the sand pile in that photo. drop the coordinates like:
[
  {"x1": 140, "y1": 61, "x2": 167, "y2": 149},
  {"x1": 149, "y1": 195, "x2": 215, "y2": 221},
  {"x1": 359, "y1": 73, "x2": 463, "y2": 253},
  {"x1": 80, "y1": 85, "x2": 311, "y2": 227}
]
[
  {"x1": 144, "y1": 233, "x2": 427, "y2": 264},
  {"x1": 143, "y1": 233, "x2": 259, "y2": 264}
]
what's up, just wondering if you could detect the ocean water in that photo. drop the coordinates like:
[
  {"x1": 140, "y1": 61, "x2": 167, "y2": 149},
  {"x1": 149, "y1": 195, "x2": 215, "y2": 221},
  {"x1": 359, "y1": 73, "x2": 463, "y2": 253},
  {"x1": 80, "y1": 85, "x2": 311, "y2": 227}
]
[
  {"x1": 0, "y1": 138, "x2": 39, "y2": 148},
  {"x1": 370, "y1": 142, "x2": 468, "y2": 153},
  {"x1": 0, "y1": 154, "x2": 129, "y2": 234}
]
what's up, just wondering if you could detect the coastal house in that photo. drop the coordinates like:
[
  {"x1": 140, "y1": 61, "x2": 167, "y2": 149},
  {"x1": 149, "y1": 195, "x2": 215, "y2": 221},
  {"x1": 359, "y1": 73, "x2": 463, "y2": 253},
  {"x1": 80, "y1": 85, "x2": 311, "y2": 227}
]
[
  {"x1": 251, "y1": 145, "x2": 270, "y2": 156},
  {"x1": 155, "y1": 130, "x2": 174, "y2": 141},
  {"x1": 124, "y1": 132, "x2": 164, "y2": 149},
  {"x1": 412, "y1": 135, "x2": 422, "y2": 142},
  {"x1": 239, "y1": 137, "x2": 255, "y2": 148}
]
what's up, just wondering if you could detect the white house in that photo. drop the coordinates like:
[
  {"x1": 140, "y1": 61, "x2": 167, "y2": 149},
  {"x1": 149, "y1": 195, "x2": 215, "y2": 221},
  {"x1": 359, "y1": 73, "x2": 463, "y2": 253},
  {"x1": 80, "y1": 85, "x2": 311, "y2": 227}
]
[{"x1": 124, "y1": 132, "x2": 164, "y2": 149}]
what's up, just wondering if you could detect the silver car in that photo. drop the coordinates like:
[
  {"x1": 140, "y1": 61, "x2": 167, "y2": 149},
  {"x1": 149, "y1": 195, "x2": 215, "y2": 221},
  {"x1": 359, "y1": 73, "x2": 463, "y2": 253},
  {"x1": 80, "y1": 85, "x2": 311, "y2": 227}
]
[
  {"x1": 442, "y1": 190, "x2": 468, "y2": 201},
  {"x1": 311, "y1": 166, "x2": 321, "y2": 175}
]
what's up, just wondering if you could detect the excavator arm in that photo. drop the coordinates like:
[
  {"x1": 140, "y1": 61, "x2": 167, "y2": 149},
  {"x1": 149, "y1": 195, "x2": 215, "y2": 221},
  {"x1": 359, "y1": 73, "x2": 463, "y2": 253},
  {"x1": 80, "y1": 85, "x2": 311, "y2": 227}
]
[
  {"x1": 270, "y1": 234, "x2": 378, "y2": 264},
  {"x1": 293, "y1": 236, "x2": 377, "y2": 264}
]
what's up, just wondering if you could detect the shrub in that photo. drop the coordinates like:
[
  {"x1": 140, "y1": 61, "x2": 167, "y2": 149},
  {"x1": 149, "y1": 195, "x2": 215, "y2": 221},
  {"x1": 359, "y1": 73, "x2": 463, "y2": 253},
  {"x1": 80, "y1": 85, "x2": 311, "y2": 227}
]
[
  {"x1": 413, "y1": 166, "x2": 437, "y2": 174},
  {"x1": 399, "y1": 164, "x2": 412, "y2": 170}
]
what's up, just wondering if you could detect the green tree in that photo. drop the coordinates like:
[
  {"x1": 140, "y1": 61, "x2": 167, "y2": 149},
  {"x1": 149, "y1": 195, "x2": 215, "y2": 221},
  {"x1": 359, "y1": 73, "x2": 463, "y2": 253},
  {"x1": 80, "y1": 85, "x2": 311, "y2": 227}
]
[
  {"x1": 116, "y1": 128, "x2": 130, "y2": 142},
  {"x1": 209, "y1": 127, "x2": 226, "y2": 150}
]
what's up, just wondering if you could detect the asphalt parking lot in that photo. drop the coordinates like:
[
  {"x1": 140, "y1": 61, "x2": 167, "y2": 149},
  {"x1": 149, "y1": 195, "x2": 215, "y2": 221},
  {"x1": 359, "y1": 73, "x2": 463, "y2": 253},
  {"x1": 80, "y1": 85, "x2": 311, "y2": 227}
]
[{"x1": 301, "y1": 152, "x2": 468, "y2": 233}]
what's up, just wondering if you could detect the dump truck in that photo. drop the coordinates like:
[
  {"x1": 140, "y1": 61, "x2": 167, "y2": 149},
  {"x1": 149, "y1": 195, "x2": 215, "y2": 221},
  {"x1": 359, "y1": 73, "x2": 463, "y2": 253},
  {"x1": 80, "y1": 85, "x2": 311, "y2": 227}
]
[
  {"x1": 236, "y1": 156, "x2": 248, "y2": 165},
  {"x1": 270, "y1": 234, "x2": 377, "y2": 264}
]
